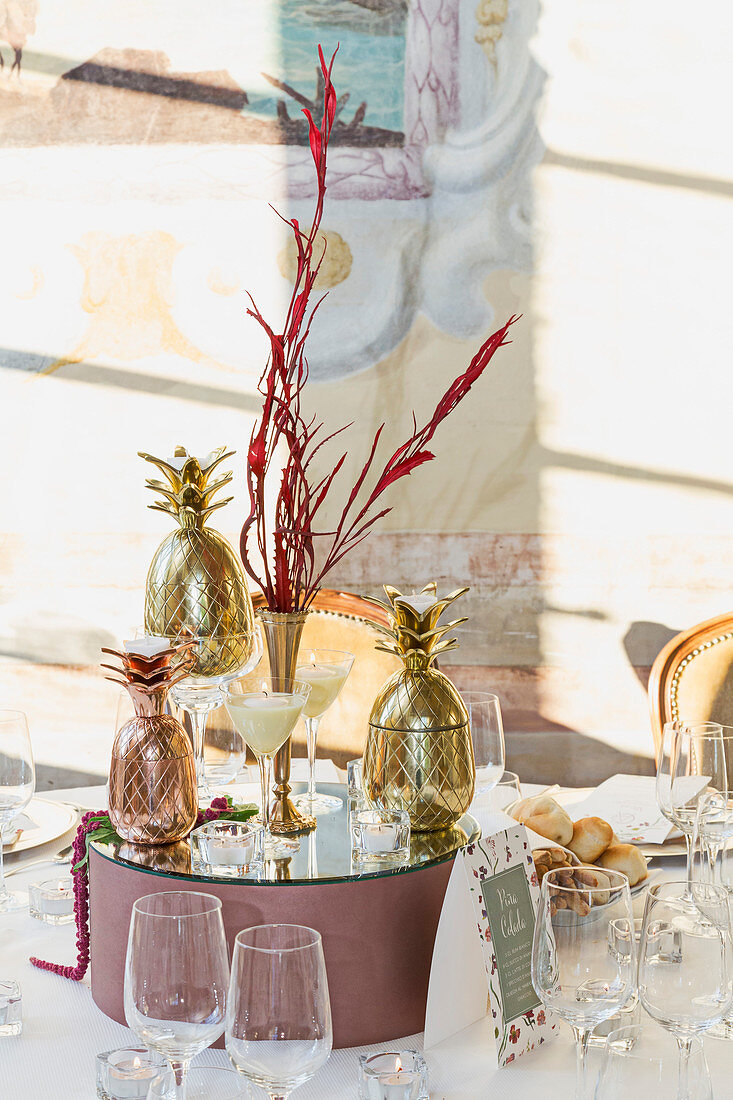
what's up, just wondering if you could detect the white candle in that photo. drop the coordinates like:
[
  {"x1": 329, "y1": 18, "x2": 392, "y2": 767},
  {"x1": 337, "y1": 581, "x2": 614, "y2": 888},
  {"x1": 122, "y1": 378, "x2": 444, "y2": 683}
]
[
  {"x1": 362, "y1": 824, "x2": 398, "y2": 854},
  {"x1": 381, "y1": 1074, "x2": 417, "y2": 1100},
  {"x1": 399, "y1": 593, "x2": 437, "y2": 615},
  {"x1": 226, "y1": 693, "x2": 305, "y2": 755},
  {"x1": 107, "y1": 1052, "x2": 158, "y2": 1099},
  {"x1": 203, "y1": 835, "x2": 255, "y2": 866},
  {"x1": 295, "y1": 662, "x2": 348, "y2": 717},
  {"x1": 41, "y1": 879, "x2": 73, "y2": 915},
  {"x1": 123, "y1": 636, "x2": 170, "y2": 658}
]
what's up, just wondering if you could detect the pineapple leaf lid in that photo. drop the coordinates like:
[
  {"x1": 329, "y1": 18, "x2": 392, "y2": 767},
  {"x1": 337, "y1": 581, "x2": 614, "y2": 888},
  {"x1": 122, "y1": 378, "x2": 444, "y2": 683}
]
[
  {"x1": 365, "y1": 583, "x2": 469, "y2": 667},
  {"x1": 139, "y1": 445, "x2": 235, "y2": 527}
]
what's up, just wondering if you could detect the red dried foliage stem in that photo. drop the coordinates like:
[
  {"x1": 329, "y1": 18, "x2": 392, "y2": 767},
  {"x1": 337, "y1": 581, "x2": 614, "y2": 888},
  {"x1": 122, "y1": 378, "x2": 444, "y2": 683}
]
[
  {"x1": 29, "y1": 799, "x2": 234, "y2": 982},
  {"x1": 240, "y1": 44, "x2": 517, "y2": 613}
]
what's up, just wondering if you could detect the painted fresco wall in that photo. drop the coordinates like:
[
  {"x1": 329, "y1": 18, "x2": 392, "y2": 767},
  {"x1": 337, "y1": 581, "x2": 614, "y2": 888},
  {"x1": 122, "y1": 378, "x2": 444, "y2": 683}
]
[{"x1": 0, "y1": 0, "x2": 731, "y2": 784}]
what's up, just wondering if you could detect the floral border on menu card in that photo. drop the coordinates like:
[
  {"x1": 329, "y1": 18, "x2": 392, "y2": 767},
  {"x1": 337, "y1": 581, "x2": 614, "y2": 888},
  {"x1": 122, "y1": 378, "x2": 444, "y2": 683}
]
[{"x1": 464, "y1": 826, "x2": 556, "y2": 1066}]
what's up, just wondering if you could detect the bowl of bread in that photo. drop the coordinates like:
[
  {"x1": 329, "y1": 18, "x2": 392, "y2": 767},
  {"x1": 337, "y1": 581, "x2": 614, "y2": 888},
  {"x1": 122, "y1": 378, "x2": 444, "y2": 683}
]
[{"x1": 508, "y1": 793, "x2": 648, "y2": 912}]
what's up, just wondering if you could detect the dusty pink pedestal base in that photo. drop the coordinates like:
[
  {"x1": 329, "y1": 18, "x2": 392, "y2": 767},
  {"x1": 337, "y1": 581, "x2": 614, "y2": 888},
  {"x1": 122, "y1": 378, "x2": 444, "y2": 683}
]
[{"x1": 89, "y1": 846, "x2": 455, "y2": 1049}]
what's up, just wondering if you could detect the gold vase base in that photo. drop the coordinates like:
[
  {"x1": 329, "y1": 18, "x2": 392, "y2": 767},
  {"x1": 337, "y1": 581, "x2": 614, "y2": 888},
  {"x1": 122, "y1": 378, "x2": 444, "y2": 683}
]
[{"x1": 268, "y1": 795, "x2": 316, "y2": 835}]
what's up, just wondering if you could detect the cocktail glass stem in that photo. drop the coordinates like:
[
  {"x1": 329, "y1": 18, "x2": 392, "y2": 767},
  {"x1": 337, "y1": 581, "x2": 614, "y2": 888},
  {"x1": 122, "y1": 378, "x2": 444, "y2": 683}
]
[
  {"x1": 684, "y1": 832, "x2": 694, "y2": 899},
  {"x1": 676, "y1": 1036, "x2": 692, "y2": 1100},
  {"x1": 188, "y1": 705, "x2": 213, "y2": 799},
  {"x1": 0, "y1": 820, "x2": 8, "y2": 902},
  {"x1": 258, "y1": 753, "x2": 274, "y2": 833},
  {"x1": 170, "y1": 1058, "x2": 190, "y2": 1100},
  {"x1": 571, "y1": 1026, "x2": 592, "y2": 1100},
  {"x1": 305, "y1": 717, "x2": 320, "y2": 801}
]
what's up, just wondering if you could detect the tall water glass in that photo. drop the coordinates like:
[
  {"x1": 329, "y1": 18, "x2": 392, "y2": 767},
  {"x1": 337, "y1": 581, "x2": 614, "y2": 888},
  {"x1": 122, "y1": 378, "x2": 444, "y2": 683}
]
[
  {"x1": 656, "y1": 722, "x2": 727, "y2": 897},
  {"x1": 532, "y1": 868, "x2": 636, "y2": 1099},
  {"x1": 461, "y1": 692, "x2": 505, "y2": 795},
  {"x1": 124, "y1": 891, "x2": 229, "y2": 1100},
  {"x1": 692, "y1": 795, "x2": 733, "y2": 1040},
  {"x1": 0, "y1": 710, "x2": 35, "y2": 912},
  {"x1": 638, "y1": 881, "x2": 732, "y2": 1098},
  {"x1": 226, "y1": 924, "x2": 332, "y2": 1100},
  {"x1": 595, "y1": 1025, "x2": 712, "y2": 1100}
]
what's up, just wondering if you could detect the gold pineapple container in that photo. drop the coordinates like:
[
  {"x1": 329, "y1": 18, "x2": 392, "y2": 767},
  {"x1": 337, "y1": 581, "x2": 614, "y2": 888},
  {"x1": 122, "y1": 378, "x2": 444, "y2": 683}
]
[
  {"x1": 363, "y1": 584, "x2": 475, "y2": 833},
  {"x1": 105, "y1": 641, "x2": 198, "y2": 845},
  {"x1": 139, "y1": 446, "x2": 255, "y2": 663}
]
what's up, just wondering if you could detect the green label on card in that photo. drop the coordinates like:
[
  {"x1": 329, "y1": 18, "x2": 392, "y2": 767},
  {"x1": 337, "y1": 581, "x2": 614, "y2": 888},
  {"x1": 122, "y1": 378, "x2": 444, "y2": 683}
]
[{"x1": 481, "y1": 863, "x2": 540, "y2": 1022}]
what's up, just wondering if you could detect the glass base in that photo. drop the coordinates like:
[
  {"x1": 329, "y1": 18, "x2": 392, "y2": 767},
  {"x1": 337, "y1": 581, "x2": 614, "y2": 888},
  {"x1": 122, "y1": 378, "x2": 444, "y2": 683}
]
[
  {"x1": 292, "y1": 791, "x2": 343, "y2": 815},
  {"x1": 0, "y1": 890, "x2": 28, "y2": 913}
]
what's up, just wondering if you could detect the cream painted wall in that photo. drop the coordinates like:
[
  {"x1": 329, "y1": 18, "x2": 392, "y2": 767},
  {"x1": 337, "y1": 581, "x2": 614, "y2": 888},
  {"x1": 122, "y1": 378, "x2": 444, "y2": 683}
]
[{"x1": 1, "y1": 0, "x2": 731, "y2": 782}]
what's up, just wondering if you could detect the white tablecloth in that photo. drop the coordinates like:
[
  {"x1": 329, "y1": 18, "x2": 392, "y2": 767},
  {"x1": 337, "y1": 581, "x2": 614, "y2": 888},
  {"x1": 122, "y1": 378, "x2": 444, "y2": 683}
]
[{"x1": 1, "y1": 783, "x2": 730, "y2": 1099}]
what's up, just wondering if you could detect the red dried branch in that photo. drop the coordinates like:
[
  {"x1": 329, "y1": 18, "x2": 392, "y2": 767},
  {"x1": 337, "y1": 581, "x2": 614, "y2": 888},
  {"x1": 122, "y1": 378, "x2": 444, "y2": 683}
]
[{"x1": 240, "y1": 44, "x2": 516, "y2": 613}]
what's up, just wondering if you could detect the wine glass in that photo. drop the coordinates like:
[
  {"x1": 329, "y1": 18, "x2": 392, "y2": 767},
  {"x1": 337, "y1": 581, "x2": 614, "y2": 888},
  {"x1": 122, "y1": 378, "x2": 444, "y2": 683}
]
[
  {"x1": 483, "y1": 770, "x2": 521, "y2": 811},
  {"x1": 532, "y1": 868, "x2": 636, "y2": 1099},
  {"x1": 168, "y1": 628, "x2": 263, "y2": 801},
  {"x1": 692, "y1": 791, "x2": 733, "y2": 1040},
  {"x1": 638, "y1": 881, "x2": 732, "y2": 1098},
  {"x1": 656, "y1": 721, "x2": 727, "y2": 898},
  {"x1": 291, "y1": 649, "x2": 354, "y2": 815},
  {"x1": 0, "y1": 710, "x2": 35, "y2": 912},
  {"x1": 147, "y1": 1067, "x2": 253, "y2": 1099},
  {"x1": 460, "y1": 692, "x2": 505, "y2": 796},
  {"x1": 222, "y1": 677, "x2": 311, "y2": 856},
  {"x1": 595, "y1": 1025, "x2": 712, "y2": 1100},
  {"x1": 124, "y1": 891, "x2": 230, "y2": 1100},
  {"x1": 226, "y1": 923, "x2": 332, "y2": 1100}
]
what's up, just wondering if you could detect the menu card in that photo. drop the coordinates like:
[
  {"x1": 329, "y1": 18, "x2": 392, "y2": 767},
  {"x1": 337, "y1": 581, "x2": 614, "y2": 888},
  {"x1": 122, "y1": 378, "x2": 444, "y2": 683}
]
[
  {"x1": 425, "y1": 813, "x2": 555, "y2": 1064},
  {"x1": 568, "y1": 773, "x2": 709, "y2": 844}
]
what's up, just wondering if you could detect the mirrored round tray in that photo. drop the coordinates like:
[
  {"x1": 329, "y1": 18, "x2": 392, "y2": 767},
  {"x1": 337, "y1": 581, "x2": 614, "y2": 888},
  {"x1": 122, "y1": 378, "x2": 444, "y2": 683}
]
[{"x1": 90, "y1": 782, "x2": 480, "y2": 885}]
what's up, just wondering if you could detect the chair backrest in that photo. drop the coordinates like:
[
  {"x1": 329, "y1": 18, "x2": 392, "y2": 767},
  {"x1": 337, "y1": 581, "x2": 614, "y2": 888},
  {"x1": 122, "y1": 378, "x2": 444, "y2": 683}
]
[
  {"x1": 251, "y1": 589, "x2": 402, "y2": 766},
  {"x1": 648, "y1": 611, "x2": 733, "y2": 761}
]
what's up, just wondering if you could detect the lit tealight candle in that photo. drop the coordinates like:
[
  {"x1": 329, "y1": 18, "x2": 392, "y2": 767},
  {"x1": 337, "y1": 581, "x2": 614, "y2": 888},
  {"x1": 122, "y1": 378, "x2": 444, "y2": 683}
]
[
  {"x1": 96, "y1": 1048, "x2": 162, "y2": 1100},
  {"x1": 29, "y1": 877, "x2": 75, "y2": 924}
]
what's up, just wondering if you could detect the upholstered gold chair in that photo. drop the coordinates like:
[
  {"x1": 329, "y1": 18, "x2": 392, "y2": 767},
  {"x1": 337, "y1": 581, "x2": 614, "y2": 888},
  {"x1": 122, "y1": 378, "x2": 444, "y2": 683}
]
[
  {"x1": 250, "y1": 589, "x2": 402, "y2": 766},
  {"x1": 648, "y1": 611, "x2": 733, "y2": 762}
]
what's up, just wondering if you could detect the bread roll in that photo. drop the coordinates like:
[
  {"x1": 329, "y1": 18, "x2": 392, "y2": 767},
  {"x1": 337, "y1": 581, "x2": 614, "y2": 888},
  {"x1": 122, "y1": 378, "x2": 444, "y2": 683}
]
[
  {"x1": 597, "y1": 843, "x2": 648, "y2": 887},
  {"x1": 568, "y1": 817, "x2": 614, "y2": 863},
  {"x1": 510, "y1": 795, "x2": 574, "y2": 847}
]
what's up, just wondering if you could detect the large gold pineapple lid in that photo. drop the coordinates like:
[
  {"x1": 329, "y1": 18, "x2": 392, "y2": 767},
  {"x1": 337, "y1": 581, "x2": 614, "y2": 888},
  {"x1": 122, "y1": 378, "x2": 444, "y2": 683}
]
[{"x1": 138, "y1": 445, "x2": 235, "y2": 529}]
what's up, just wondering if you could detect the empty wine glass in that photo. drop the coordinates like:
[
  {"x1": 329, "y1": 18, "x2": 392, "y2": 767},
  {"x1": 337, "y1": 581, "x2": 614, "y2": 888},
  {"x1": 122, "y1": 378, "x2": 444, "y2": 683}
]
[
  {"x1": 484, "y1": 770, "x2": 521, "y2": 811},
  {"x1": 638, "y1": 881, "x2": 732, "y2": 1098},
  {"x1": 595, "y1": 1025, "x2": 712, "y2": 1100},
  {"x1": 690, "y1": 805, "x2": 733, "y2": 1041},
  {"x1": 656, "y1": 722, "x2": 727, "y2": 898},
  {"x1": 226, "y1": 923, "x2": 333, "y2": 1100},
  {"x1": 291, "y1": 649, "x2": 355, "y2": 815},
  {"x1": 532, "y1": 868, "x2": 636, "y2": 1099},
  {"x1": 124, "y1": 891, "x2": 230, "y2": 1100},
  {"x1": 461, "y1": 692, "x2": 505, "y2": 796},
  {"x1": 0, "y1": 710, "x2": 35, "y2": 912}
]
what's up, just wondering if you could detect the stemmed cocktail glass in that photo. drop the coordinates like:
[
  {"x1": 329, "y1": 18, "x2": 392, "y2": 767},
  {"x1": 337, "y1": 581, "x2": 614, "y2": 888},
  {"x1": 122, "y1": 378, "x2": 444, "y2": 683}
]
[
  {"x1": 223, "y1": 677, "x2": 311, "y2": 856},
  {"x1": 291, "y1": 649, "x2": 354, "y2": 815}
]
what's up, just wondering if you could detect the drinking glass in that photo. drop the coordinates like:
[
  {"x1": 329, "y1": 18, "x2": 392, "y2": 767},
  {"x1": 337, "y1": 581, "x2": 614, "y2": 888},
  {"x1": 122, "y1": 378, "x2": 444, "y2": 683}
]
[
  {"x1": 595, "y1": 1025, "x2": 712, "y2": 1100},
  {"x1": 532, "y1": 868, "x2": 636, "y2": 1099},
  {"x1": 692, "y1": 797, "x2": 733, "y2": 1040},
  {"x1": 223, "y1": 677, "x2": 311, "y2": 856},
  {"x1": 0, "y1": 710, "x2": 35, "y2": 912},
  {"x1": 147, "y1": 1067, "x2": 253, "y2": 1099},
  {"x1": 638, "y1": 881, "x2": 732, "y2": 1098},
  {"x1": 291, "y1": 649, "x2": 354, "y2": 815},
  {"x1": 656, "y1": 721, "x2": 727, "y2": 897},
  {"x1": 124, "y1": 891, "x2": 230, "y2": 1100},
  {"x1": 483, "y1": 770, "x2": 521, "y2": 811},
  {"x1": 168, "y1": 628, "x2": 263, "y2": 800},
  {"x1": 226, "y1": 924, "x2": 333, "y2": 1100},
  {"x1": 460, "y1": 692, "x2": 505, "y2": 795}
]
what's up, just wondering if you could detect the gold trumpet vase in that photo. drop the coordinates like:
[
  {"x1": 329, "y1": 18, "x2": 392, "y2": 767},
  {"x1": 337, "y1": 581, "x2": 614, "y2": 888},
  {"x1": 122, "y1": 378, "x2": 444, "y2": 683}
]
[
  {"x1": 106, "y1": 642, "x2": 198, "y2": 845},
  {"x1": 363, "y1": 584, "x2": 476, "y2": 832},
  {"x1": 258, "y1": 609, "x2": 316, "y2": 835}
]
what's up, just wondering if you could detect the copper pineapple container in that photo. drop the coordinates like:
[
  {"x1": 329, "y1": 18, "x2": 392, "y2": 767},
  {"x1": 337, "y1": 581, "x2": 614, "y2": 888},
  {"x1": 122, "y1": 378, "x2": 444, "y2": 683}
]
[{"x1": 105, "y1": 641, "x2": 198, "y2": 845}]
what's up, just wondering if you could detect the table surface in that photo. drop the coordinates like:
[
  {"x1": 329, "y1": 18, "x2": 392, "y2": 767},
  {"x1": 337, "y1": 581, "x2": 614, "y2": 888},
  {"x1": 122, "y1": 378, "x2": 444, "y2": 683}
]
[
  {"x1": 2, "y1": 781, "x2": 732, "y2": 1099},
  {"x1": 94, "y1": 782, "x2": 480, "y2": 886}
]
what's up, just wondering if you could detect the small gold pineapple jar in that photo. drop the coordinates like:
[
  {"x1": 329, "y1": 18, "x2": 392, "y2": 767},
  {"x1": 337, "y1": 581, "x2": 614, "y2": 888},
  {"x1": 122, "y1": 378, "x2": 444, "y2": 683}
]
[
  {"x1": 363, "y1": 584, "x2": 476, "y2": 832},
  {"x1": 105, "y1": 641, "x2": 198, "y2": 845}
]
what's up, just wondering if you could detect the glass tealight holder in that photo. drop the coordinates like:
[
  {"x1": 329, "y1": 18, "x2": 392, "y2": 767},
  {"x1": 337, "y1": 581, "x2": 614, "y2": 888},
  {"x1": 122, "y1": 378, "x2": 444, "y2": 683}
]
[
  {"x1": 351, "y1": 808, "x2": 410, "y2": 864},
  {"x1": 96, "y1": 1047, "x2": 164, "y2": 1100},
  {"x1": 190, "y1": 820, "x2": 264, "y2": 877},
  {"x1": 358, "y1": 1050, "x2": 428, "y2": 1100},
  {"x1": 28, "y1": 877, "x2": 75, "y2": 925},
  {"x1": 0, "y1": 981, "x2": 22, "y2": 1037}
]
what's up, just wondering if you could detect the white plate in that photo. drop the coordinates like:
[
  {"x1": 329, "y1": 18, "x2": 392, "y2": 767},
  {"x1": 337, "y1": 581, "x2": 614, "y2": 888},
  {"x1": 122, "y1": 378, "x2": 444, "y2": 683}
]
[{"x1": 2, "y1": 798, "x2": 77, "y2": 855}]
